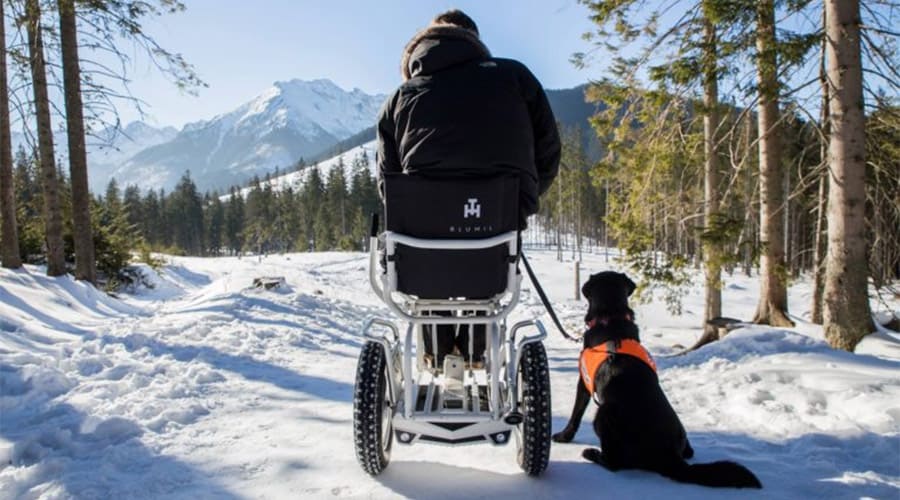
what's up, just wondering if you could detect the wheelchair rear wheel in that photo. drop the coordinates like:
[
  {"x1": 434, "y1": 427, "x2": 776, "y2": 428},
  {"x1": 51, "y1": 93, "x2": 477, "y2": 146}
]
[
  {"x1": 353, "y1": 341, "x2": 393, "y2": 475},
  {"x1": 515, "y1": 341, "x2": 551, "y2": 476}
]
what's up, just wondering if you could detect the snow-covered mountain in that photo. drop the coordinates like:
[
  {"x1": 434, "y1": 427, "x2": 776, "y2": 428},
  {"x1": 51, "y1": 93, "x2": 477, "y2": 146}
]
[
  {"x1": 11, "y1": 122, "x2": 178, "y2": 192},
  {"x1": 107, "y1": 79, "x2": 385, "y2": 193},
  {"x1": 87, "y1": 122, "x2": 179, "y2": 191},
  {"x1": 10, "y1": 80, "x2": 383, "y2": 193}
]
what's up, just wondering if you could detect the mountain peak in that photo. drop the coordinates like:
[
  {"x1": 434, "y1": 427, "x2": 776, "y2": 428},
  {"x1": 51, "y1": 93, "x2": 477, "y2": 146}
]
[
  {"x1": 122, "y1": 121, "x2": 177, "y2": 137},
  {"x1": 235, "y1": 78, "x2": 383, "y2": 139},
  {"x1": 271, "y1": 79, "x2": 379, "y2": 100},
  {"x1": 97, "y1": 78, "x2": 386, "y2": 193},
  {"x1": 273, "y1": 78, "x2": 340, "y2": 92}
]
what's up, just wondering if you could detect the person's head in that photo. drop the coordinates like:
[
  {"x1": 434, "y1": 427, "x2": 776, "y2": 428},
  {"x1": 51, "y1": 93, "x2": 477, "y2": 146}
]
[
  {"x1": 430, "y1": 9, "x2": 479, "y2": 36},
  {"x1": 400, "y1": 9, "x2": 486, "y2": 81}
]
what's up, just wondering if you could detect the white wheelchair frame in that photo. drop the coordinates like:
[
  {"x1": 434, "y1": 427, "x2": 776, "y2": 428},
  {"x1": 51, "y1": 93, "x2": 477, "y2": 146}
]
[{"x1": 361, "y1": 229, "x2": 547, "y2": 446}]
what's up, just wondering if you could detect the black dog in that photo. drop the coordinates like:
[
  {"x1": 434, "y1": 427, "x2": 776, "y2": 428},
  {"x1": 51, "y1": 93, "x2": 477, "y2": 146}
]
[{"x1": 552, "y1": 271, "x2": 761, "y2": 489}]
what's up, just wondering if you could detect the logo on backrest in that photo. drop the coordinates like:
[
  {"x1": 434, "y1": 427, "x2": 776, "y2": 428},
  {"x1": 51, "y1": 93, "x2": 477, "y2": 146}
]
[{"x1": 464, "y1": 198, "x2": 481, "y2": 219}]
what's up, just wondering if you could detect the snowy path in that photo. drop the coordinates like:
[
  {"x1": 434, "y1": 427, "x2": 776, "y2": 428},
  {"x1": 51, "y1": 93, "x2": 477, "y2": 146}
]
[{"x1": 1, "y1": 251, "x2": 898, "y2": 499}]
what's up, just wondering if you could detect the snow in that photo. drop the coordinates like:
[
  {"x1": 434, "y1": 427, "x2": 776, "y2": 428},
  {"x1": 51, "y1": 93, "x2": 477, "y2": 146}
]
[
  {"x1": 234, "y1": 79, "x2": 383, "y2": 140},
  {"x1": 1, "y1": 250, "x2": 898, "y2": 499}
]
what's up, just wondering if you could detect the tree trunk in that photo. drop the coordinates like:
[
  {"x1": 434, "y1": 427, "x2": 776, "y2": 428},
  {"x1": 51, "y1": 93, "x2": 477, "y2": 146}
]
[
  {"x1": 693, "y1": 15, "x2": 723, "y2": 350},
  {"x1": 556, "y1": 172, "x2": 562, "y2": 261},
  {"x1": 740, "y1": 111, "x2": 754, "y2": 277},
  {"x1": 752, "y1": 0, "x2": 793, "y2": 327},
  {"x1": 603, "y1": 179, "x2": 609, "y2": 262},
  {"x1": 58, "y1": 0, "x2": 96, "y2": 283},
  {"x1": 823, "y1": 0, "x2": 873, "y2": 350},
  {"x1": 783, "y1": 161, "x2": 791, "y2": 275},
  {"x1": 26, "y1": 0, "x2": 66, "y2": 276},
  {"x1": 811, "y1": 174, "x2": 827, "y2": 322},
  {"x1": 811, "y1": 18, "x2": 829, "y2": 324},
  {"x1": 0, "y1": 0, "x2": 22, "y2": 269}
]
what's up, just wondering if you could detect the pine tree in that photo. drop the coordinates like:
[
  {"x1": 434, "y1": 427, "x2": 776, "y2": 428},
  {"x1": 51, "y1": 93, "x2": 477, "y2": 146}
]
[
  {"x1": 811, "y1": 10, "x2": 830, "y2": 325},
  {"x1": 169, "y1": 172, "x2": 204, "y2": 255},
  {"x1": 158, "y1": 188, "x2": 173, "y2": 248},
  {"x1": 94, "y1": 189, "x2": 137, "y2": 288},
  {"x1": 313, "y1": 204, "x2": 334, "y2": 251},
  {"x1": 694, "y1": 7, "x2": 722, "y2": 346},
  {"x1": 141, "y1": 189, "x2": 161, "y2": 247},
  {"x1": 277, "y1": 186, "x2": 303, "y2": 252},
  {"x1": 123, "y1": 185, "x2": 143, "y2": 234},
  {"x1": 243, "y1": 177, "x2": 270, "y2": 254},
  {"x1": 325, "y1": 157, "x2": 349, "y2": 247},
  {"x1": 56, "y1": 166, "x2": 74, "y2": 262},
  {"x1": 224, "y1": 188, "x2": 245, "y2": 255},
  {"x1": 25, "y1": 0, "x2": 66, "y2": 276},
  {"x1": 302, "y1": 167, "x2": 325, "y2": 250},
  {"x1": 14, "y1": 148, "x2": 44, "y2": 261},
  {"x1": 350, "y1": 151, "x2": 378, "y2": 246},
  {"x1": 752, "y1": 0, "x2": 793, "y2": 327},
  {"x1": 205, "y1": 193, "x2": 225, "y2": 256},
  {"x1": 105, "y1": 179, "x2": 122, "y2": 212},
  {"x1": 0, "y1": 0, "x2": 21, "y2": 269},
  {"x1": 576, "y1": 0, "x2": 741, "y2": 316},
  {"x1": 822, "y1": 0, "x2": 874, "y2": 350},
  {"x1": 58, "y1": 0, "x2": 96, "y2": 283},
  {"x1": 865, "y1": 102, "x2": 900, "y2": 290}
]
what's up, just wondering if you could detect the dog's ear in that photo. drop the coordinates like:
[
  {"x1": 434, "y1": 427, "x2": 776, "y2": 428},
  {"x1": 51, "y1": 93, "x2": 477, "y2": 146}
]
[
  {"x1": 581, "y1": 274, "x2": 598, "y2": 300},
  {"x1": 620, "y1": 273, "x2": 637, "y2": 297},
  {"x1": 582, "y1": 274, "x2": 600, "y2": 323}
]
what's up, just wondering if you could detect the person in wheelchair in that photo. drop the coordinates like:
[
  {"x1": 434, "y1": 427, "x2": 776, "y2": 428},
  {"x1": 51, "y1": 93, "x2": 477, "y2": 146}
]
[{"x1": 376, "y1": 9, "x2": 560, "y2": 369}]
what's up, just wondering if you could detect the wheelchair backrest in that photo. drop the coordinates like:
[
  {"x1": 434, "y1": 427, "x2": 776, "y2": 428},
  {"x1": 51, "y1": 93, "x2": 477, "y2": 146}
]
[{"x1": 383, "y1": 173, "x2": 519, "y2": 299}]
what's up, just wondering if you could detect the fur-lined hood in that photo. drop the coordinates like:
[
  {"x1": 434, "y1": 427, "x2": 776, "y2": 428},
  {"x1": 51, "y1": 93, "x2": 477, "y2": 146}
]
[{"x1": 400, "y1": 24, "x2": 491, "y2": 81}]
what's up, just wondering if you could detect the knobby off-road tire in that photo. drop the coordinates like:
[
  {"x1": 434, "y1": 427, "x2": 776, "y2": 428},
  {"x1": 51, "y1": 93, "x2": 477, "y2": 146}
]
[
  {"x1": 353, "y1": 341, "x2": 393, "y2": 475},
  {"x1": 516, "y1": 341, "x2": 551, "y2": 476}
]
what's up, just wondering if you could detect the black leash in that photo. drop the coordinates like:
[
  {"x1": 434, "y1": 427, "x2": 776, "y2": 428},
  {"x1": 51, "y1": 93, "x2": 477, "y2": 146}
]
[{"x1": 520, "y1": 251, "x2": 581, "y2": 343}]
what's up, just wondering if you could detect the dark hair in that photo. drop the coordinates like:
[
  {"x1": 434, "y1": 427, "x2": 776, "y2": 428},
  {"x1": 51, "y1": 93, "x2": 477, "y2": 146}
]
[{"x1": 432, "y1": 9, "x2": 478, "y2": 35}]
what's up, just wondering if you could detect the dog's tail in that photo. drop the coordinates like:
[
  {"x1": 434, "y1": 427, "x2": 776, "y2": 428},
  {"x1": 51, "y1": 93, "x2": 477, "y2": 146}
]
[{"x1": 664, "y1": 460, "x2": 762, "y2": 489}]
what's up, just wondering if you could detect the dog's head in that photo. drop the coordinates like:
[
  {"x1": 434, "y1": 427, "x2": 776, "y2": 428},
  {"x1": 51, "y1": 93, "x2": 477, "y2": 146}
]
[{"x1": 581, "y1": 271, "x2": 636, "y2": 325}]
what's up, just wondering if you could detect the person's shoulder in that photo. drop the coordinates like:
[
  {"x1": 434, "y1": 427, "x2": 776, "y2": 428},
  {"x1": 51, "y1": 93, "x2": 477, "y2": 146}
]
[
  {"x1": 488, "y1": 58, "x2": 543, "y2": 92},
  {"x1": 379, "y1": 86, "x2": 406, "y2": 113},
  {"x1": 489, "y1": 57, "x2": 533, "y2": 74}
]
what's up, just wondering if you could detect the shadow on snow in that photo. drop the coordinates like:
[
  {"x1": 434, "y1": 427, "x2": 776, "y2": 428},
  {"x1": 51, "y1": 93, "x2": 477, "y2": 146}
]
[
  {"x1": 0, "y1": 367, "x2": 238, "y2": 499},
  {"x1": 99, "y1": 333, "x2": 353, "y2": 402}
]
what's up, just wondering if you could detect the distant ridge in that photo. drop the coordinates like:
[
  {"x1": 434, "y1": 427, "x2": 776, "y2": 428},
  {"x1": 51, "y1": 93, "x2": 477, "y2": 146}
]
[{"x1": 87, "y1": 79, "x2": 385, "y2": 193}]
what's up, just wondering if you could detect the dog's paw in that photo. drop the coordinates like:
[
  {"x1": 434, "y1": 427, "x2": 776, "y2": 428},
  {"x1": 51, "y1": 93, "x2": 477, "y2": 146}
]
[
  {"x1": 582, "y1": 448, "x2": 603, "y2": 464},
  {"x1": 583, "y1": 448, "x2": 619, "y2": 470},
  {"x1": 552, "y1": 431, "x2": 575, "y2": 443}
]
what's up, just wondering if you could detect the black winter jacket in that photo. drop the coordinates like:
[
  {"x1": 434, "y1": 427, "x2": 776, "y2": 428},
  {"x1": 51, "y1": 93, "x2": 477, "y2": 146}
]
[{"x1": 377, "y1": 26, "x2": 561, "y2": 228}]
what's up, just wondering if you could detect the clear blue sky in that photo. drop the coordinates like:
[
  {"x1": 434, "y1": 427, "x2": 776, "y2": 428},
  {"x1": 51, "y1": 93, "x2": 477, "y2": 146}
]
[{"x1": 121, "y1": 0, "x2": 598, "y2": 128}]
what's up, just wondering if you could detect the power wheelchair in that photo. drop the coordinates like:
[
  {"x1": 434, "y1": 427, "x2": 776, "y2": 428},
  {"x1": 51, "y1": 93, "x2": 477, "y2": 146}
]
[{"x1": 353, "y1": 173, "x2": 551, "y2": 476}]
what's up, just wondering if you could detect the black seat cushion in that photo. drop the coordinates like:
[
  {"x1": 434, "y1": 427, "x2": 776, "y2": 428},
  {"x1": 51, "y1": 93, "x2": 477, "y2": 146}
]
[{"x1": 384, "y1": 173, "x2": 519, "y2": 299}]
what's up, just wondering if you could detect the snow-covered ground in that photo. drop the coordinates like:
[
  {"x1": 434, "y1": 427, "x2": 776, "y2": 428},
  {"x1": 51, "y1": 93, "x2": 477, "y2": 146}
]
[{"x1": 1, "y1": 250, "x2": 898, "y2": 499}]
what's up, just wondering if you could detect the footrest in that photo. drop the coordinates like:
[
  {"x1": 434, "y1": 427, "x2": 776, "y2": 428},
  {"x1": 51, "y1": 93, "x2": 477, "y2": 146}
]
[{"x1": 392, "y1": 416, "x2": 514, "y2": 446}]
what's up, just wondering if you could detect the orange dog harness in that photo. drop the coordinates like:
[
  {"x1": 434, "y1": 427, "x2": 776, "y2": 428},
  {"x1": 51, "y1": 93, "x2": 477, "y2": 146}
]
[{"x1": 579, "y1": 339, "x2": 657, "y2": 394}]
